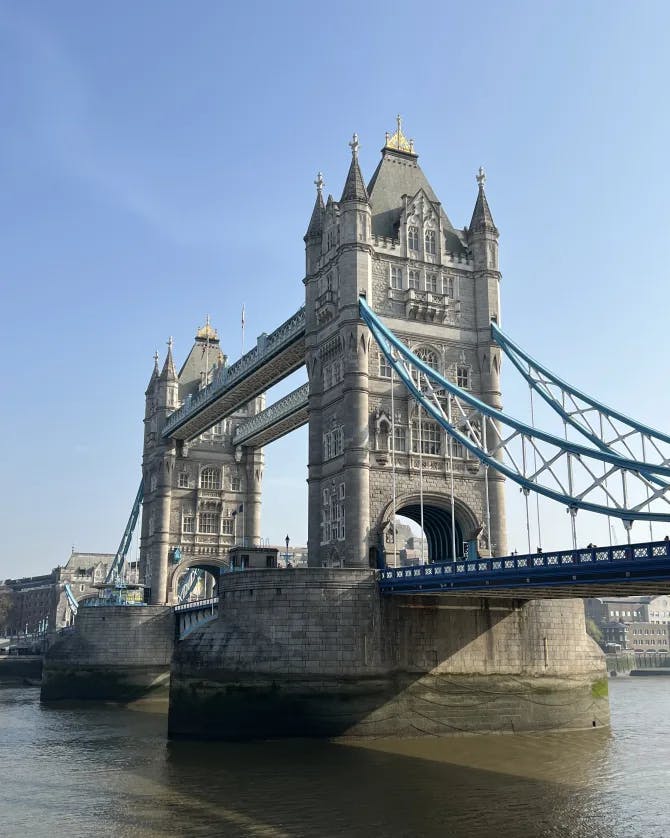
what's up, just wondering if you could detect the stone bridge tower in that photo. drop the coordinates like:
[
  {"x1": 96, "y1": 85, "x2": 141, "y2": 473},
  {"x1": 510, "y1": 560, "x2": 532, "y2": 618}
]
[
  {"x1": 140, "y1": 323, "x2": 264, "y2": 604},
  {"x1": 304, "y1": 121, "x2": 506, "y2": 568}
]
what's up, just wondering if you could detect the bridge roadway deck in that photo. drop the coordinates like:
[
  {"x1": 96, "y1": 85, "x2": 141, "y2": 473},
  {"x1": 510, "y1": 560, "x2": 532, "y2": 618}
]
[
  {"x1": 379, "y1": 540, "x2": 670, "y2": 599},
  {"x1": 163, "y1": 307, "x2": 305, "y2": 441}
]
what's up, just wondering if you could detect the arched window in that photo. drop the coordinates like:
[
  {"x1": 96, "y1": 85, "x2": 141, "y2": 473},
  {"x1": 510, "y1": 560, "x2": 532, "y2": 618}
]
[
  {"x1": 412, "y1": 347, "x2": 439, "y2": 390},
  {"x1": 408, "y1": 226, "x2": 419, "y2": 251},
  {"x1": 200, "y1": 467, "x2": 221, "y2": 490},
  {"x1": 425, "y1": 229, "x2": 436, "y2": 254}
]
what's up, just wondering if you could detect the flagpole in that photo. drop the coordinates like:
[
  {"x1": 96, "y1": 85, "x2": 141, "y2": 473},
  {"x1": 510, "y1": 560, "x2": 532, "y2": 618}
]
[{"x1": 241, "y1": 304, "x2": 246, "y2": 354}]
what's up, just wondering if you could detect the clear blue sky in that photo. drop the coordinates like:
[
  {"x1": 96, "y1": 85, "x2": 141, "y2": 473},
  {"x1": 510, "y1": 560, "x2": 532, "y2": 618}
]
[{"x1": 2, "y1": 0, "x2": 670, "y2": 578}]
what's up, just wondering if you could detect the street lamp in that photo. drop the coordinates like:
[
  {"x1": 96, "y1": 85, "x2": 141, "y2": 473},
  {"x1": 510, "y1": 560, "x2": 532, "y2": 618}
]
[{"x1": 285, "y1": 534, "x2": 290, "y2": 568}]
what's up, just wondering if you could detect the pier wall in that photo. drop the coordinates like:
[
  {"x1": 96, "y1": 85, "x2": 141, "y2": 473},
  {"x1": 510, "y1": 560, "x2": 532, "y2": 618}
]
[
  {"x1": 41, "y1": 606, "x2": 174, "y2": 701},
  {"x1": 169, "y1": 568, "x2": 608, "y2": 739}
]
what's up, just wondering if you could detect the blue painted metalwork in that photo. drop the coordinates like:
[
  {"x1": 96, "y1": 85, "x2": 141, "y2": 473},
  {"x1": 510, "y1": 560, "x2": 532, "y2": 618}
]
[
  {"x1": 177, "y1": 568, "x2": 202, "y2": 603},
  {"x1": 104, "y1": 480, "x2": 144, "y2": 584},
  {"x1": 162, "y1": 306, "x2": 306, "y2": 439},
  {"x1": 379, "y1": 540, "x2": 670, "y2": 594},
  {"x1": 359, "y1": 297, "x2": 670, "y2": 522},
  {"x1": 491, "y1": 321, "x2": 670, "y2": 448},
  {"x1": 64, "y1": 582, "x2": 78, "y2": 616}
]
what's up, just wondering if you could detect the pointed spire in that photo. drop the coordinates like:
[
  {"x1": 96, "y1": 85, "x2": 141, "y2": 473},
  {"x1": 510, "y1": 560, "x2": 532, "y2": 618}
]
[
  {"x1": 159, "y1": 336, "x2": 178, "y2": 381},
  {"x1": 469, "y1": 166, "x2": 498, "y2": 235},
  {"x1": 304, "y1": 172, "x2": 325, "y2": 240},
  {"x1": 145, "y1": 351, "x2": 160, "y2": 393},
  {"x1": 340, "y1": 133, "x2": 369, "y2": 202}
]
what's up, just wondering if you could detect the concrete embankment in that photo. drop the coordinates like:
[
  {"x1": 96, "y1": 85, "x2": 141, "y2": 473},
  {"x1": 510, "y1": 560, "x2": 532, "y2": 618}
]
[
  {"x1": 41, "y1": 606, "x2": 174, "y2": 702},
  {"x1": 168, "y1": 568, "x2": 609, "y2": 740}
]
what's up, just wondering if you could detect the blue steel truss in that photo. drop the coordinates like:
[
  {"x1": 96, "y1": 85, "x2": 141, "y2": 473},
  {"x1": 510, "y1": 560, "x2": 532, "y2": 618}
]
[
  {"x1": 359, "y1": 297, "x2": 670, "y2": 523},
  {"x1": 491, "y1": 321, "x2": 670, "y2": 472},
  {"x1": 379, "y1": 540, "x2": 670, "y2": 595},
  {"x1": 104, "y1": 481, "x2": 144, "y2": 584}
]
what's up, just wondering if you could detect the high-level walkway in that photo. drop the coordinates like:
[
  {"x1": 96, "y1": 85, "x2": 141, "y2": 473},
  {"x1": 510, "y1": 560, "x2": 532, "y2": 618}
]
[{"x1": 163, "y1": 307, "x2": 306, "y2": 441}]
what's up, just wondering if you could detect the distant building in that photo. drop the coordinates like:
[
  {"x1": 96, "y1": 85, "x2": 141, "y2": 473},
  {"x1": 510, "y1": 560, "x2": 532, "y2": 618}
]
[
  {"x1": 588, "y1": 595, "x2": 670, "y2": 626},
  {"x1": 3, "y1": 551, "x2": 116, "y2": 634},
  {"x1": 627, "y1": 621, "x2": 670, "y2": 651}
]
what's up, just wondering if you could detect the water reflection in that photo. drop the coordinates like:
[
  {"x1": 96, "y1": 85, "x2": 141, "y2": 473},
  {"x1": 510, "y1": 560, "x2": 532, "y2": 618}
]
[{"x1": 1, "y1": 679, "x2": 668, "y2": 837}]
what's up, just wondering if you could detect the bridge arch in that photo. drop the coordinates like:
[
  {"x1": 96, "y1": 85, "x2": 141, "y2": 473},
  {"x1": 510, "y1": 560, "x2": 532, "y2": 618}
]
[
  {"x1": 380, "y1": 493, "x2": 481, "y2": 563},
  {"x1": 168, "y1": 555, "x2": 228, "y2": 602}
]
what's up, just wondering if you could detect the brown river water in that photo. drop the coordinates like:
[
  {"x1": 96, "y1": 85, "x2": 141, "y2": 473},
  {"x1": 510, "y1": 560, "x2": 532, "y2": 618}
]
[{"x1": 0, "y1": 677, "x2": 668, "y2": 837}]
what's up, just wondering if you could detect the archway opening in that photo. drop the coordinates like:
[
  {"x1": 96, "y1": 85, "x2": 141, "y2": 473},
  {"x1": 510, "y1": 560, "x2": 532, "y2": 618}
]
[
  {"x1": 387, "y1": 504, "x2": 466, "y2": 565},
  {"x1": 173, "y1": 563, "x2": 220, "y2": 603}
]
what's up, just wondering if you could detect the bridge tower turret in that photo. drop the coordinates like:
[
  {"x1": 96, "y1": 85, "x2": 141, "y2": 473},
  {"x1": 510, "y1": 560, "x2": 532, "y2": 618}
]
[
  {"x1": 468, "y1": 168, "x2": 507, "y2": 555},
  {"x1": 140, "y1": 340, "x2": 178, "y2": 604},
  {"x1": 304, "y1": 134, "x2": 373, "y2": 567}
]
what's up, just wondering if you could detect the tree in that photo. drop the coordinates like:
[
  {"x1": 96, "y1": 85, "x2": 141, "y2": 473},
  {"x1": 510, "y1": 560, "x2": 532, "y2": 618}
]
[{"x1": 585, "y1": 617, "x2": 604, "y2": 648}]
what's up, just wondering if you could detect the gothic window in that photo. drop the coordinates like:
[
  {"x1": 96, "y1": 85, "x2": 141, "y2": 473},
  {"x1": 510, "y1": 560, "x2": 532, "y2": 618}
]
[
  {"x1": 425, "y1": 229, "x2": 436, "y2": 255},
  {"x1": 408, "y1": 269, "x2": 420, "y2": 290},
  {"x1": 200, "y1": 467, "x2": 221, "y2": 490},
  {"x1": 393, "y1": 426, "x2": 407, "y2": 452},
  {"x1": 411, "y1": 419, "x2": 442, "y2": 455},
  {"x1": 212, "y1": 421, "x2": 224, "y2": 436},
  {"x1": 150, "y1": 472, "x2": 158, "y2": 492},
  {"x1": 178, "y1": 472, "x2": 189, "y2": 488},
  {"x1": 379, "y1": 353, "x2": 392, "y2": 378},
  {"x1": 390, "y1": 265, "x2": 403, "y2": 290},
  {"x1": 221, "y1": 518, "x2": 233, "y2": 535},
  {"x1": 323, "y1": 365, "x2": 331, "y2": 390},
  {"x1": 448, "y1": 438, "x2": 464, "y2": 459},
  {"x1": 148, "y1": 515, "x2": 155, "y2": 537},
  {"x1": 412, "y1": 347, "x2": 439, "y2": 390},
  {"x1": 198, "y1": 512, "x2": 220, "y2": 534},
  {"x1": 425, "y1": 272, "x2": 438, "y2": 293},
  {"x1": 231, "y1": 477, "x2": 241, "y2": 492},
  {"x1": 408, "y1": 226, "x2": 419, "y2": 251},
  {"x1": 443, "y1": 275, "x2": 455, "y2": 298},
  {"x1": 323, "y1": 427, "x2": 344, "y2": 460},
  {"x1": 182, "y1": 515, "x2": 195, "y2": 534},
  {"x1": 457, "y1": 366, "x2": 470, "y2": 389}
]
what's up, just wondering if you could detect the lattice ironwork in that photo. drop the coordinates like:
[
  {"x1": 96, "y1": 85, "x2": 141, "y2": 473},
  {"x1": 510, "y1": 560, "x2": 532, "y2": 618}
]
[{"x1": 360, "y1": 297, "x2": 670, "y2": 523}]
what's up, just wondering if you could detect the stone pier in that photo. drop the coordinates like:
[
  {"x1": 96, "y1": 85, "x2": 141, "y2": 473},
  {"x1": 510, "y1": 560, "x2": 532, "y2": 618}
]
[
  {"x1": 42, "y1": 606, "x2": 174, "y2": 702},
  {"x1": 168, "y1": 568, "x2": 608, "y2": 739}
]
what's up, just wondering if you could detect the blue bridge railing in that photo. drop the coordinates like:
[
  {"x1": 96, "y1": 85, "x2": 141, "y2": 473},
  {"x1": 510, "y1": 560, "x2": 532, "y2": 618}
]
[{"x1": 379, "y1": 540, "x2": 670, "y2": 594}]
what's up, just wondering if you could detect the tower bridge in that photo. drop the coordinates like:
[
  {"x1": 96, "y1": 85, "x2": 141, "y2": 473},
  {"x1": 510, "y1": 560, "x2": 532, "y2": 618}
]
[{"x1": 44, "y1": 120, "x2": 670, "y2": 739}]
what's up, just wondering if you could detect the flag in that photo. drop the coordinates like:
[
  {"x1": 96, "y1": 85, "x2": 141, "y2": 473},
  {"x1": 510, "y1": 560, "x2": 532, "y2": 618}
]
[{"x1": 238, "y1": 504, "x2": 244, "y2": 513}]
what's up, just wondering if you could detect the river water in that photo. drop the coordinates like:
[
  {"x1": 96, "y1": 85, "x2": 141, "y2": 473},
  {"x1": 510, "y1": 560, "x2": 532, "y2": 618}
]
[{"x1": 0, "y1": 677, "x2": 668, "y2": 838}]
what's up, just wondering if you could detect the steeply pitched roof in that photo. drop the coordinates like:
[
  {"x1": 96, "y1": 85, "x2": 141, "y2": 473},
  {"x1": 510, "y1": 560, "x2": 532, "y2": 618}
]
[
  {"x1": 340, "y1": 155, "x2": 369, "y2": 202},
  {"x1": 367, "y1": 147, "x2": 461, "y2": 249},
  {"x1": 145, "y1": 353, "x2": 160, "y2": 394},
  {"x1": 178, "y1": 322, "x2": 224, "y2": 400},
  {"x1": 469, "y1": 167, "x2": 498, "y2": 235},
  {"x1": 305, "y1": 184, "x2": 325, "y2": 239},
  {"x1": 159, "y1": 339, "x2": 178, "y2": 382}
]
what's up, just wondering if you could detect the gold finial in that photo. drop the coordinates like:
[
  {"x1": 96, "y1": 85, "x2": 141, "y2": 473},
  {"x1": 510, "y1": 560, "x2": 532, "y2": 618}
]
[
  {"x1": 196, "y1": 317, "x2": 218, "y2": 340},
  {"x1": 314, "y1": 172, "x2": 324, "y2": 194},
  {"x1": 384, "y1": 115, "x2": 414, "y2": 154},
  {"x1": 349, "y1": 132, "x2": 359, "y2": 158},
  {"x1": 477, "y1": 166, "x2": 486, "y2": 188}
]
